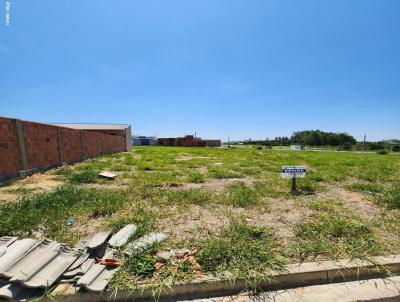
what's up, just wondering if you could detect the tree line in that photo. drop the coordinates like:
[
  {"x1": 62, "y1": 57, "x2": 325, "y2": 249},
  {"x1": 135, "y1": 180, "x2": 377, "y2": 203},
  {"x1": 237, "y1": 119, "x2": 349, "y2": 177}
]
[{"x1": 240, "y1": 130, "x2": 400, "y2": 151}]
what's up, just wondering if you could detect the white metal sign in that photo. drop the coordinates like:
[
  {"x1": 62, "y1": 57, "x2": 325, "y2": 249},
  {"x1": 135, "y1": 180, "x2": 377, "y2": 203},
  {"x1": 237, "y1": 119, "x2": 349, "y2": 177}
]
[{"x1": 281, "y1": 166, "x2": 306, "y2": 178}]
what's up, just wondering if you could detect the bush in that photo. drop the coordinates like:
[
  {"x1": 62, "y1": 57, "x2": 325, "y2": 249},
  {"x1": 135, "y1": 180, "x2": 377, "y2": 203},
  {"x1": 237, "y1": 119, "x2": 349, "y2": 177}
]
[
  {"x1": 337, "y1": 143, "x2": 352, "y2": 151},
  {"x1": 377, "y1": 150, "x2": 388, "y2": 155}
]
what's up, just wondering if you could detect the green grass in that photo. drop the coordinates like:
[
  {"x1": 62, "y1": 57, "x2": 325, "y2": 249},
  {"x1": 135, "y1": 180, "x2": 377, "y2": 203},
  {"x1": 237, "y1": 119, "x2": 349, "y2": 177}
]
[
  {"x1": 188, "y1": 172, "x2": 206, "y2": 183},
  {"x1": 160, "y1": 188, "x2": 213, "y2": 206},
  {"x1": 292, "y1": 213, "x2": 380, "y2": 261},
  {"x1": 221, "y1": 182, "x2": 261, "y2": 208},
  {"x1": 0, "y1": 185, "x2": 126, "y2": 245},
  {"x1": 375, "y1": 184, "x2": 400, "y2": 209},
  {"x1": 196, "y1": 218, "x2": 284, "y2": 284},
  {"x1": 2, "y1": 146, "x2": 400, "y2": 292},
  {"x1": 292, "y1": 198, "x2": 382, "y2": 261}
]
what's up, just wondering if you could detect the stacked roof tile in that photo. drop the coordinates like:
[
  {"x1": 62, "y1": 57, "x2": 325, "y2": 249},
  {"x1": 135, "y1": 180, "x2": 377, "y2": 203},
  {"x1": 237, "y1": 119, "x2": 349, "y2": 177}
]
[{"x1": 0, "y1": 225, "x2": 167, "y2": 301}]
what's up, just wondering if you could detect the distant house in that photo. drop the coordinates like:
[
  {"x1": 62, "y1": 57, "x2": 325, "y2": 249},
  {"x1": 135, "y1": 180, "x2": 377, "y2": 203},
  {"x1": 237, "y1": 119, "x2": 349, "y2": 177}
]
[
  {"x1": 132, "y1": 135, "x2": 157, "y2": 146},
  {"x1": 290, "y1": 145, "x2": 305, "y2": 151},
  {"x1": 157, "y1": 135, "x2": 221, "y2": 147}
]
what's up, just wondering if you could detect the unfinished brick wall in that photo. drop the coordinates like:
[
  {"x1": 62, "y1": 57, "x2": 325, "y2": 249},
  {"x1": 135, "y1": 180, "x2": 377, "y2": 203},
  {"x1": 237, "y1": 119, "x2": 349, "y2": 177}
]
[
  {"x1": 23, "y1": 121, "x2": 61, "y2": 169},
  {"x1": 0, "y1": 117, "x2": 127, "y2": 180},
  {"x1": 61, "y1": 128, "x2": 83, "y2": 162},
  {"x1": 0, "y1": 117, "x2": 22, "y2": 175},
  {"x1": 82, "y1": 131, "x2": 100, "y2": 158}
]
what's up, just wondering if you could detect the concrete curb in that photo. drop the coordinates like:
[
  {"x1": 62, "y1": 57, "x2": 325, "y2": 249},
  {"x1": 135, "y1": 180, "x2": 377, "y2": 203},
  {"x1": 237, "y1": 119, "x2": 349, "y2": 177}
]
[{"x1": 45, "y1": 255, "x2": 400, "y2": 302}]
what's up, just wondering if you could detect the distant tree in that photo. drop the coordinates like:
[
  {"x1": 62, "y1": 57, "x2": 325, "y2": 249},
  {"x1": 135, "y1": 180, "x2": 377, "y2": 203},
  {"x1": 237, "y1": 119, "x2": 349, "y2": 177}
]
[{"x1": 291, "y1": 130, "x2": 356, "y2": 146}]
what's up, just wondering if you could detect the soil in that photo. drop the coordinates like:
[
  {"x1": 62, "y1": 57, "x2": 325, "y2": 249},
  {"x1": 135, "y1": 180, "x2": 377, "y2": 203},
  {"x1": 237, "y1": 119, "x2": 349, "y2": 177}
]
[
  {"x1": 0, "y1": 173, "x2": 63, "y2": 203},
  {"x1": 178, "y1": 177, "x2": 255, "y2": 193},
  {"x1": 177, "y1": 155, "x2": 213, "y2": 161}
]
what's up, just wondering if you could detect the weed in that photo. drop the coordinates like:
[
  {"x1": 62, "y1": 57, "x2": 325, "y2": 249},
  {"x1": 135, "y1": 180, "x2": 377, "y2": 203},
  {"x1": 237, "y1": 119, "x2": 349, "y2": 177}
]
[
  {"x1": 0, "y1": 185, "x2": 125, "y2": 245},
  {"x1": 375, "y1": 184, "x2": 400, "y2": 209},
  {"x1": 106, "y1": 206, "x2": 157, "y2": 237},
  {"x1": 188, "y1": 173, "x2": 205, "y2": 183},
  {"x1": 196, "y1": 218, "x2": 284, "y2": 283},
  {"x1": 53, "y1": 167, "x2": 73, "y2": 177},
  {"x1": 222, "y1": 182, "x2": 261, "y2": 208},
  {"x1": 125, "y1": 251, "x2": 157, "y2": 276},
  {"x1": 346, "y1": 182, "x2": 385, "y2": 194},
  {"x1": 209, "y1": 168, "x2": 243, "y2": 179},
  {"x1": 67, "y1": 168, "x2": 98, "y2": 184},
  {"x1": 161, "y1": 189, "x2": 213, "y2": 206},
  {"x1": 292, "y1": 213, "x2": 380, "y2": 261}
]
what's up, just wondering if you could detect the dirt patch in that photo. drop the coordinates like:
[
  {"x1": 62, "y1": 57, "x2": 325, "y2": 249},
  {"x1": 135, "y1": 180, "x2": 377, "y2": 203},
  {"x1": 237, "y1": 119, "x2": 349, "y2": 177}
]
[
  {"x1": 0, "y1": 192, "x2": 18, "y2": 204},
  {"x1": 158, "y1": 205, "x2": 230, "y2": 241},
  {"x1": 177, "y1": 155, "x2": 212, "y2": 161},
  {"x1": 338, "y1": 188, "x2": 382, "y2": 216},
  {"x1": 81, "y1": 183, "x2": 129, "y2": 190},
  {"x1": 246, "y1": 197, "x2": 313, "y2": 241},
  {"x1": 325, "y1": 187, "x2": 383, "y2": 220},
  {"x1": 196, "y1": 166, "x2": 208, "y2": 173},
  {"x1": 157, "y1": 195, "x2": 312, "y2": 245},
  {"x1": 0, "y1": 173, "x2": 63, "y2": 203},
  {"x1": 130, "y1": 151, "x2": 142, "y2": 159},
  {"x1": 178, "y1": 177, "x2": 254, "y2": 193},
  {"x1": 23, "y1": 173, "x2": 63, "y2": 190},
  {"x1": 70, "y1": 217, "x2": 106, "y2": 241}
]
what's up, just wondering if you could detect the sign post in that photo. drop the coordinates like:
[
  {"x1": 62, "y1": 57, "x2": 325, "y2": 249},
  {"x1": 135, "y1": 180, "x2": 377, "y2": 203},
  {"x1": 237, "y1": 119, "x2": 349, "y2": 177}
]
[{"x1": 281, "y1": 166, "x2": 306, "y2": 193}]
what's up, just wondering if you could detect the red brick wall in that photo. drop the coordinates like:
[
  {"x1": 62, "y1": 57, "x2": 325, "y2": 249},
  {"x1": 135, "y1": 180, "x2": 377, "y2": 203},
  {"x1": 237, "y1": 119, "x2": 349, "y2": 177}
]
[
  {"x1": 23, "y1": 121, "x2": 60, "y2": 169},
  {"x1": 82, "y1": 131, "x2": 99, "y2": 158},
  {"x1": 0, "y1": 117, "x2": 128, "y2": 178},
  {"x1": 61, "y1": 128, "x2": 83, "y2": 162},
  {"x1": 0, "y1": 117, "x2": 22, "y2": 175},
  {"x1": 98, "y1": 133, "x2": 110, "y2": 154}
]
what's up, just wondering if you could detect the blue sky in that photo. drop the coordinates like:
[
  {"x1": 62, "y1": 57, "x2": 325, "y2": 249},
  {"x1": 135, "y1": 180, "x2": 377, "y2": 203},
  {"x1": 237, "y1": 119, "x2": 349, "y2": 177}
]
[{"x1": 0, "y1": 0, "x2": 399, "y2": 141}]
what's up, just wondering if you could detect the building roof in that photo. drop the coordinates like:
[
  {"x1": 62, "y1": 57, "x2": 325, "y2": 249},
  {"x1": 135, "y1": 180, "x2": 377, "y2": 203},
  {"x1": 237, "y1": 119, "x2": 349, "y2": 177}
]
[{"x1": 52, "y1": 123, "x2": 130, "y2": 130}]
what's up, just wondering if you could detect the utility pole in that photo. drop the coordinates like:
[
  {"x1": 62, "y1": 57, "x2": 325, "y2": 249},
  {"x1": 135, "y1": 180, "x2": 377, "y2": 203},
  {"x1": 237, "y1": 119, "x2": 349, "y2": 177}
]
[
  {"x1": 362, "y1": 134, "x2": 366, "y2": 151},
  {"x1": 228, "y1": 136, "x2": 230, "y2": 148}
]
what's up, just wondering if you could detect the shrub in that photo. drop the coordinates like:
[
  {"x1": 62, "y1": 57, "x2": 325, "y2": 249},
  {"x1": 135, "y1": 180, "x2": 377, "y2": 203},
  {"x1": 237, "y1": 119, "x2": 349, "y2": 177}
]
[{"x1": 377, "y1": 150, "x2": 389, "y2": 155}]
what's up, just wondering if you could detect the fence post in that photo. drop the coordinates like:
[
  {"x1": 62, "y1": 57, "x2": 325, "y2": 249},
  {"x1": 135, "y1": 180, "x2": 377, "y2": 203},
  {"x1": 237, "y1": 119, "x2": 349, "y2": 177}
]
[{"x1": 15, "y1": 119, "x2": 29, "y2": 174}]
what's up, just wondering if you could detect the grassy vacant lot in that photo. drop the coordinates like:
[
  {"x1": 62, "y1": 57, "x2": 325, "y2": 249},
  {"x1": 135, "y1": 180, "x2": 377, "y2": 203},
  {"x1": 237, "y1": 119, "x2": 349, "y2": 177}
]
[{"x1": 0, "y1": 146, "x2": 400, "y2": 290}]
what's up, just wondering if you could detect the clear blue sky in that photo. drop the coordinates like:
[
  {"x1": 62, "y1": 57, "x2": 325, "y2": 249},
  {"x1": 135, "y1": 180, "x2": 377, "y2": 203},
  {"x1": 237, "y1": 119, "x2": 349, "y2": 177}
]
[{"x1": 1, "y1": 0, "x2": 399, "y2": 141}]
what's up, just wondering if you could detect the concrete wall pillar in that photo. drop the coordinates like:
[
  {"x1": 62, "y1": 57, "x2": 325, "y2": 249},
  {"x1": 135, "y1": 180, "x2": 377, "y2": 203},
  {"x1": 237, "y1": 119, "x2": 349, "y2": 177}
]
[
  {"x1": 57, "y1": 127, "x2": 64, "y2": 163},
  {"x1": 80, "y1": 130, "x2": 85, "y2": 159},
  {"x1": 15, "y1": 119, "x2": 29, "y2": 174}
]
